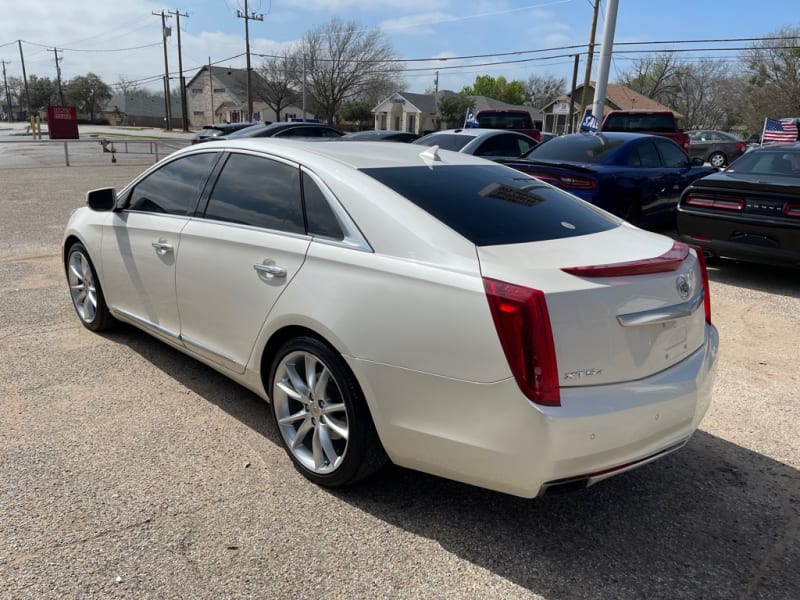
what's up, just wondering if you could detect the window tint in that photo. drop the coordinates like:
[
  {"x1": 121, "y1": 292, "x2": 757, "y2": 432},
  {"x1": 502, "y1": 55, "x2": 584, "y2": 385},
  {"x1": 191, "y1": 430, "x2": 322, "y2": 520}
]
[
  {"x1": 303, "y1": 173, "x2": 344, "y2": 240},
  {"x1": 628, "y1": 140, "x2": 661, "y2": 168},
  {"x1": 475, "y1": 112, "x2": 533, "y2": 129},
  {"x1": 603, "y1": 113, "x2": 676, "y2": 133},
  {"x1": 204, "y1": 153, "x2": 304, "y2": 233},
  {"x1": 655, "y1": 139, "x2": 689, "y2": 168},
  {"x1": 527, "y1": 134, "x2": 626, "y2": 164},
  {"x1": 128, "y1": 153, "x2": 218, "y2": 215},
  {"x1": 360, "y1": 164, "x2": 617, "y2": 246},
  {"x1": 474, "y1": 134, "x2": 534, "y2": 157},
  {"x1": 728, "y1": 150, "x2": 800, "y2": 177}
]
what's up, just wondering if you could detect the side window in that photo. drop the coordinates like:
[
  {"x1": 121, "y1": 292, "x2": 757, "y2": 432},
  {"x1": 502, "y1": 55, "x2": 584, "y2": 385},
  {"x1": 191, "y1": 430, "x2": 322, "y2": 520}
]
[
  {"x1": 475, "y1": 134, "x2": 525, "y2": 157},
  {"x1": 303, "y1": 173, "x2": 344, "y2": 240},
  {"x1": 656, "y1": 139, "x2": 689, "y2": 168},
  {"x1": 276, "y1": 126, "x2": 310, "y2": 137},
  {"x1": 629, "y1": 140, "x2": 661, "y2": 168},
  {"x1": 204, "y1": 153, "x2": 304, "y2": 234},
  {"x1": 128, "y1": 153, "x2": 218, "y2": 215}
]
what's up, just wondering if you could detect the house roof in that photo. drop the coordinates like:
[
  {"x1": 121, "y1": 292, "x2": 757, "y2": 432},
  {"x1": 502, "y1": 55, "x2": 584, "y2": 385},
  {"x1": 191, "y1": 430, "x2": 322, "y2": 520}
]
[
  {"x1": 103, "y1": 91, "x2": 180, "y2": 118},
  {"x1": 374, "y1": 91, "x2": 540, "y2": 119},
  {"x1": 542, "y1": 83, "x2": 678, "y2": 117}
]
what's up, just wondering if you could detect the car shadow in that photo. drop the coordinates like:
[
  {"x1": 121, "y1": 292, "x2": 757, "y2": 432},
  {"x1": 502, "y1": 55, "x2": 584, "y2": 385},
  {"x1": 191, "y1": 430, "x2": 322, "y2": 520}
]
[
  {"x1": 111, "y1": 324, "x2": 799, "y2": 600},
  {"x1": 706, "y1": 259, "x2": 800, "y2": 297}
]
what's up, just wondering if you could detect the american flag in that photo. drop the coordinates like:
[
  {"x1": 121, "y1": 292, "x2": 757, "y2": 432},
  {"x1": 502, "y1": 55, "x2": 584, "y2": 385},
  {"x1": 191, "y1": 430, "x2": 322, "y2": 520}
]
[{"x1": 762, "y1": 117, "x2": 798, "y2": 143}]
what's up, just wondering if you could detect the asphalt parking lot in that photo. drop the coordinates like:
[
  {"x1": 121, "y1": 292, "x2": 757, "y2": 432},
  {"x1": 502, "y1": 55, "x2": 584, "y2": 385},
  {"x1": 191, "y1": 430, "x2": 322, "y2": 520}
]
[{"x1": 1, "y1": 149, "x2": 799, "y2": 598}]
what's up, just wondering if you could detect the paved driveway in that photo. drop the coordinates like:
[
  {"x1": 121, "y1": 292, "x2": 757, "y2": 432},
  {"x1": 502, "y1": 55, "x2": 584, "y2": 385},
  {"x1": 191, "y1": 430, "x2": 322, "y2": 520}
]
[{"x1": 0, "y1": 164, "x2": 798, "y2": 599}]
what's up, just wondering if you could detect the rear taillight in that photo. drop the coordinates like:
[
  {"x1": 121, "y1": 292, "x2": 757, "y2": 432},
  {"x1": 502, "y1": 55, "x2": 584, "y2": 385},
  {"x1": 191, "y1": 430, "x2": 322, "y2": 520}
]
[
  {"x1": 562, "y1": 241, "x2": 689, "y2": 277},
  {"x1": 559, "y1": 175, "x2": 596, "y2": 189},
  {"x1": 690, "y1": 245, "x2": 712, "y2": 324},
  {"x1": 785, "y1": 203, "x2": 800, "y2": 218},
  {"x1": 736, "y1": 141, "x2": 745, "y2": 153},
  {"x1": 685, "y1": 194, "x2": 744, "y2": 211},
  {"x1": 483, "y1": 278, "x2": 560, "y2": 407}
]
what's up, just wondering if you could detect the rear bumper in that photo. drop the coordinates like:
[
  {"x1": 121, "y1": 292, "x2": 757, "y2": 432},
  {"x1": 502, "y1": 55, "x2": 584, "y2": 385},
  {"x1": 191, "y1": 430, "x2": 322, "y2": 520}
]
[
  {"x1": 678, "y1": 211, "x2": 800, "y2": 267},
  {"x1": 348, "y1": 324, "x2": 719, "y2": 498}
]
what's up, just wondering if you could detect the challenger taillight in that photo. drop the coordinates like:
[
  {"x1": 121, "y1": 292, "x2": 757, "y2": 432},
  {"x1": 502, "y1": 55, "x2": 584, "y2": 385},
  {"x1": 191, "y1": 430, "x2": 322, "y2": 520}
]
[
  {"x1": 558, "y1": 175, "x2": 596, "y2": 189},
  {"x1": 785, "y1": 203, "x2": 800, "y2": 218},
  {"x1": 685, "y1": 194, "x2": 744, "y2": 211},
  {"x1": 561, "y1": 241, "x2": 689, "y2": 277},
  {"x1": 483, "y1": 278, "x2": 560, "y2": 407},
  {"x1": 690, "y1": 245, "x2": 712, "y2": 324}
]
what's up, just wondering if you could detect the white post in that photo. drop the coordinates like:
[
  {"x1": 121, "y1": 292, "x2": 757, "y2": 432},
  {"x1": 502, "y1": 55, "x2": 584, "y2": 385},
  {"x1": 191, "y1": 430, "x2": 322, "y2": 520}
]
[
  {"x1": 591, "y1": 0, "x2": 619, "y2": 120},
  {"x1": 63, "y1": 141, "x2": 69, "y2": 166}
]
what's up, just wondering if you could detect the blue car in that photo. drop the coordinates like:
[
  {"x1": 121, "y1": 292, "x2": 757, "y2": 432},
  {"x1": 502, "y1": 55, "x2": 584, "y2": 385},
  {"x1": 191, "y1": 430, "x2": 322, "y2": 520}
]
[{"x1": 499, "y1": 132, "x2": 716, "y2": 226}]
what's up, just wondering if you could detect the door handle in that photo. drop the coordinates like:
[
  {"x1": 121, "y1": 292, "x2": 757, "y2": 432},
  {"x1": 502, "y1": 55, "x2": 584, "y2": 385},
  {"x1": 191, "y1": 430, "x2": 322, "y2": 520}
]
[
  {"x1": 151, "y1": 241, "x2": 174, "y2": 255},
  {"x1": 253, "y1": 263, "x2": 287, "y2": 278}
]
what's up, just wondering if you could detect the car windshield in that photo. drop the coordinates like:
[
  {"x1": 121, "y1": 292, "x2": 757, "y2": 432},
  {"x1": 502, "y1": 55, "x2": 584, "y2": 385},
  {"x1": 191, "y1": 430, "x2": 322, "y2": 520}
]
[
  {"x1": 522, "y1": 134, "x2": 626, "y2": 164},
  {"x1": 360, "y1": 164, "x2": 617, "y2": 246},
  {"x1": 226, "y1": 124, "x2": 267, "y2": 138},
  {"x1": 726, "y1": 149, "x2": 800, "y2": 177}
]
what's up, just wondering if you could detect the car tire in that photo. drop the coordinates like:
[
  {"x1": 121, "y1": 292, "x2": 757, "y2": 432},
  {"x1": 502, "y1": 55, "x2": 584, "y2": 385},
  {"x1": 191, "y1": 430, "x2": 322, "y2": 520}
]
[
  {"x1": 66, "y1": 242, "x2": 115, "y2": 331},
  {"x1": 709, "y1": 152, "x2": 727, "y2": 167},
  {"x1": 269, "y1": 336, "x2": 387, "y2": 487}
]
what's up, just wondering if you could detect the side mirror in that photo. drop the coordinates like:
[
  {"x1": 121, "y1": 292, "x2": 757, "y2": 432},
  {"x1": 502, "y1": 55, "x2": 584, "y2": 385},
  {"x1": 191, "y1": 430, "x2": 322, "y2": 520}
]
[
  {"x1": 86, "y1": 187, "x2": 116, "y2": 211},
  {"x1": 690, "y1": 157, "x2": 706, "y2": 167}
]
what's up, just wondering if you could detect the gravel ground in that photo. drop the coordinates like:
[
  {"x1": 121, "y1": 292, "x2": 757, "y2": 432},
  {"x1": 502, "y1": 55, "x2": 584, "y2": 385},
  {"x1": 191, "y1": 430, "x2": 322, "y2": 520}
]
[{"x1": 0, "y1": 162, "x2": 798, "y2": 600}]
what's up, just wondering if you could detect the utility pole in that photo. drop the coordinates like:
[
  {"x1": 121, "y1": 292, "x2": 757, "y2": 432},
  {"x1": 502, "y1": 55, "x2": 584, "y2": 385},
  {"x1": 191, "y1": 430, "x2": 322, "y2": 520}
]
[
  {"x1": 580, "y1": 0, "x2": 600, "y2": 117},
  {"x1": 434, "y1": 70, "x2": 439, "y2": 129},
  {"x1": 18, "y1": 40, "x2": 32, "y2": 119},
  {"x1": 49, "y1": 48, "x2": 65, "y2": 105},
  {"x1": 208, "y1": 57, "x2": 215, "y2": 124},
  {"x1": 237, "y1": 0, "x2": 263, "y2": 122},
  {"x1": 153, "y1": 10, "x2": 173, "y2": 130},
  {"x1": 168, "y1": 9, "x2": 189, "y2": 131},
  {"x1": 592, "y1": 0, "x2": 619, "y2": 120},
  {"x1": 568, "y1": 54, "x2": 580, "y2": 133},
  {"x1": 1, "y1": 60, "x2": 13, "y2": 121}
]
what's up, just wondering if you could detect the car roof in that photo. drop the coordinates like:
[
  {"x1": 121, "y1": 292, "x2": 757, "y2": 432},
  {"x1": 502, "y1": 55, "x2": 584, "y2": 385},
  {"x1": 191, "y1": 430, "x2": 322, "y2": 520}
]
[
  {"x1": 177, "y1": 137, "x2": 495, "y2": 170},
  {"x1": 418, "y1": 128, "x2": 515, "y2": 139}
]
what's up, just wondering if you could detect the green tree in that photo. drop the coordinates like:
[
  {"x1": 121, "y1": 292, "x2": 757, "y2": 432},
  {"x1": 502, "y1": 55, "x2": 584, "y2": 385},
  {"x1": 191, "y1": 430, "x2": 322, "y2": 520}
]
[
  {"x1": 461, "y1": 75, "x2": 526, "y2": 105},
  {"x1": 438, "y1": 94, "x2": 473, "y2": 128},
  {"x1": 339, "y1": 101, "x2": 373, "y2": 128},
  {"x1": 26, "y1": 75, "x2": 58, "y2": 114},
  {"x1": 64, "y1": 73, "x2": 112, "y2": 121}
]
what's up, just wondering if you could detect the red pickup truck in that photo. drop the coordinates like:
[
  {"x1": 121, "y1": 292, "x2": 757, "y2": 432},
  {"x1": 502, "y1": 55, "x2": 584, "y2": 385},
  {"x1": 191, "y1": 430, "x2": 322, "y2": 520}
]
[
  {"x1": 599, "y1": 110, "x2": 690, "y2": 153},
  {"x1": 473, "y1": 109, "x2": 541, "y2": 142}
]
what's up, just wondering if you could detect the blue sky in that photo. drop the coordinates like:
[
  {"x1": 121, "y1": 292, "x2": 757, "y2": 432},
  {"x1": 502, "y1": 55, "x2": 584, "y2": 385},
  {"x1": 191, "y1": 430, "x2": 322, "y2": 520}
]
[{"x1": 1, "y1": 0, "x2": 797, "y2": 96}]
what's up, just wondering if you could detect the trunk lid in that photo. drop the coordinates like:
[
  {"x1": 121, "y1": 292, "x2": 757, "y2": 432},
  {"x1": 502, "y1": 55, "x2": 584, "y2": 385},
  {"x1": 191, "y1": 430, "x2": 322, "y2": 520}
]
[{"x1": 477, "y1": 225, "x2": 707, "y2": 387}]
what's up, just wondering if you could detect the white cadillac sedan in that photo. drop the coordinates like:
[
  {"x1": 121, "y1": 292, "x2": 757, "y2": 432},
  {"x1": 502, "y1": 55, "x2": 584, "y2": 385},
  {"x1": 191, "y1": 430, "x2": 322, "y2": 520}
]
[{"x1": 63, "y1": 139, "x2": 719, "y2": 498}]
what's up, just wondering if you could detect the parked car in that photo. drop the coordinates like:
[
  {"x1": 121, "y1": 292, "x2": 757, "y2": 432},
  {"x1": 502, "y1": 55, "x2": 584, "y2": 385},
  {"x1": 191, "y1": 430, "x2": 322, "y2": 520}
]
[
  {"x1": 687, "y1": 130, "x2": 746, "y2": 167},
  {"x1": 342, "y1": 130, "x2": 420, "y2": 143},
  {"x1": 498, "y1": 132, "x2": 716, "y2": 226},
  {"x1": 677, "y1": 144, "x2": 800, "y2": 267},
  {"x1": 413, "y1": 128, "x2": 537, "y2": 160},
  {"x1": 215, "y1": 122, "x2": 345, "y2": 140},
  {"x1": 473, "y1": 108, "x2": 541, "y2": 141},
  {"x1": 63, "y1": 138, "x2": 718, "y2": 498},
  {"x1": 192, "y1": 122, "x2": 258, "y2": 143},
  {"x1": 600, "y1": 110, "x2": 690, "y2": 153}
]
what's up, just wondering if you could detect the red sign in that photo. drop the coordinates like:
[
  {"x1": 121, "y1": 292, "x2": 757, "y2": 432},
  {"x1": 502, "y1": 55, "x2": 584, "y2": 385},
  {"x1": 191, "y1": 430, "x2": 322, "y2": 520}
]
[{"x1": 47, "y1": 105, "x2": 79, "y2": 139}]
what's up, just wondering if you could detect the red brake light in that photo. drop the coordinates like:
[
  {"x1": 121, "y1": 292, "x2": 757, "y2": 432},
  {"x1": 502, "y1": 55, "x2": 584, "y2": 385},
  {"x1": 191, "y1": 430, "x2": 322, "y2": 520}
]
[
  {"x1": 736, "y1": 141, "x2": 745, "y2": 152},
  {"x1": 483, "y1": 278, "x2": 560, "y2": 407},
  {"x1": 559, "y1": 175, "x2": 596, "y2": 189},
  {"x1": 685, "y1": 194, "x2": 744, "y2": 211},
  {"x1": 785, "y1": 203, "x2": 800, "y2": 218},
  {"x1": 690, "y1": 245, "x2": 712, "y2": 324},
  {"x1": 562, "y1": 241, "x2": 689, "y2": 277}
]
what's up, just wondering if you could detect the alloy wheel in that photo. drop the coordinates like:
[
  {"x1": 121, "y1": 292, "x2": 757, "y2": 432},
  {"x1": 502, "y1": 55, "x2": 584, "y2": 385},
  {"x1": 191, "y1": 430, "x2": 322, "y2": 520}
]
[{"x1": 68, "y1": 249, "x2": 98, "y2": 324}]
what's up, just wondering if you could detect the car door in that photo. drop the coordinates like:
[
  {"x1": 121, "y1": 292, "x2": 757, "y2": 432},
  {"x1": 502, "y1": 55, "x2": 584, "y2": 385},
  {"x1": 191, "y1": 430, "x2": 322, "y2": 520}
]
[
  {"x1": 620, "y1": 138, "x2": 668, "y2": 213},
  {"x1": 688, "y1": 131, "x2": 710, "y2": 161},
  {"x1": 653, "y1": 137, "x2": 693, "y2": 211},
  {"x1": 175, "y1": 151, "x2": 312, "y2": 373},
  {"x1": 100, "y1": 152, "x2": 220, "y2": 342}
]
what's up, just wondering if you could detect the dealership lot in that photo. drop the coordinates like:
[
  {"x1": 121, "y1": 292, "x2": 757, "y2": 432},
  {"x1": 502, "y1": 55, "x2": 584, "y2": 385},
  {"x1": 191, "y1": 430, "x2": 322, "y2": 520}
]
[{"x1": 1, "y1": 159, "x2": 798, "y2": 598}]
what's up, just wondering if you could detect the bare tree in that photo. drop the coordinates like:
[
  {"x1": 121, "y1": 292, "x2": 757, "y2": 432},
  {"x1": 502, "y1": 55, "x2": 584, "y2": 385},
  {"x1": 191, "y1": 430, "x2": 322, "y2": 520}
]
[
  {"x1": 670, "y1": 60, "x2": 738, "y2": 129},
  {"x1": 742, "y1": 25, "x2": 800, "y2": 122},
  {"x1": 299, "y1": 18, "x2": 402, "y2": 124},
  {"x1": 116, "y1": 76, "x2": 140, "y2": 95},
  {"x1": 256, "y1": 49, "x2": 300, "y2": 121},
  {"x1": 524, "y1": 74, "x2": 566, "y2": 108},
  {"x1": 617, "y1": 53, "x2": 683, "y2": 106}
]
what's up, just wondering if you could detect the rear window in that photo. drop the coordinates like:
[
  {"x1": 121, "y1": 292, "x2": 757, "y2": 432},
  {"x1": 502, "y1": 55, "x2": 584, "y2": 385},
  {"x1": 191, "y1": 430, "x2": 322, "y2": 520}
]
[
  {"x1": 476, "y1": 112, "x2": 533, "y2": 129},
  {"x1": 360, "y1": 164, "x2": 617, "y2": 246},
  {"x1": 525, "y1": 134, "x2": 626, "y2": 164},
  {"x1": 727, "y1": 150, "x2": 800, "y2": 177},
  {"x1": 415, "y1": 133, "x2": 473, "y2": 152},
  {"x1": 603, "y1": 113, "x2": 677, "y2": 133}
]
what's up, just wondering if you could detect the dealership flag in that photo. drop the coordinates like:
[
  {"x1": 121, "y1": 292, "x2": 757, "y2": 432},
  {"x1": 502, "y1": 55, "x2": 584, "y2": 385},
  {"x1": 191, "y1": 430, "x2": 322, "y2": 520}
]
[
  {"x1": 463, "y1": 108, "x2": 479, "y2": 128},
  {"x1": 762, "y1": 117, "x2": 798, "y2": 143}
]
